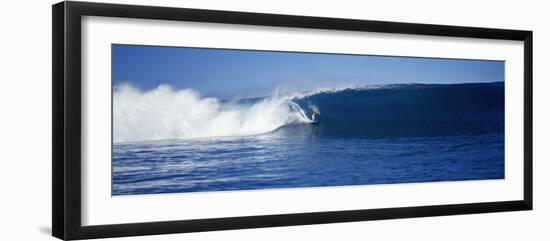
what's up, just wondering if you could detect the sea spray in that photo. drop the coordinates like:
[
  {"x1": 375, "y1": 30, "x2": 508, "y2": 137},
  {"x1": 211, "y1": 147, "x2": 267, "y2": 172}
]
[
  {"x1": 113, "y1": 84, "x2": 311, "y2": 142},
  {"x1": 309, "y1": 105, "x2": 320, "y2": 114}
]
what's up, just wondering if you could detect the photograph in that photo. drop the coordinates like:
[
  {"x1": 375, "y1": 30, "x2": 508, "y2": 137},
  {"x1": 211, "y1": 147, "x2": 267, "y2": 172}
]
[{"x1": 111, "y1": 44, "x2": 505, "y2": 196}]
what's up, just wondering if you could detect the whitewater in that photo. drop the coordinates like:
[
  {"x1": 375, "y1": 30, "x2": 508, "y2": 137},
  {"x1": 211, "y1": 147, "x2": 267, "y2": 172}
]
[{"x1": 113, "y1": 84, "x2": 314, "y2": 143}]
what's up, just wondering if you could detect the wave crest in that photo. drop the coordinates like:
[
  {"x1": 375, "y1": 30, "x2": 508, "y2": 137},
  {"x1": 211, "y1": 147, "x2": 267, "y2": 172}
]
[{"x1": 113, "y1": 85, "x2": 311, "y2": 142}]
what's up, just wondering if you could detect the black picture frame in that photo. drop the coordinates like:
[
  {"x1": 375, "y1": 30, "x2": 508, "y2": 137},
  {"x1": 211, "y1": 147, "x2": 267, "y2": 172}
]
[{"x1": 52, "y1": 1, "x2": 533, "y2": 240}]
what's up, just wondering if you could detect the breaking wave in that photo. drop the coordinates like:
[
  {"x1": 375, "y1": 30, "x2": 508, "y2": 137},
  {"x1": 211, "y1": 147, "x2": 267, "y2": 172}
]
[
  {"x1": 113, "y1": 85, "x2": 312, "y2": 143},
  {"x1": 114, "y1": 82, "x2": 505, "y2": 142}
]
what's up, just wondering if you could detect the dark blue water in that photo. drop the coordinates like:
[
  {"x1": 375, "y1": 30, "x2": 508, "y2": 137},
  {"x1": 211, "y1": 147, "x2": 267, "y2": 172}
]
[{"x1": 112, "y1": 82, "x2": 505, "y2": 195}]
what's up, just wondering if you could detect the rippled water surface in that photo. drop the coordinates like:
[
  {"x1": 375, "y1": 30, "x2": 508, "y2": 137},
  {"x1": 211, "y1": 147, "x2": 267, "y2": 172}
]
[{"x1": 112, "y1": 132, "x2": 504, "y2": 195}]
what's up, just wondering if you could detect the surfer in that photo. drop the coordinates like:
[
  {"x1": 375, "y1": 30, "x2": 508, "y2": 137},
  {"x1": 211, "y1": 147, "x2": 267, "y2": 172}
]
[{"x1": 311, "y1": 112, "x2": 319, "y2": 123}]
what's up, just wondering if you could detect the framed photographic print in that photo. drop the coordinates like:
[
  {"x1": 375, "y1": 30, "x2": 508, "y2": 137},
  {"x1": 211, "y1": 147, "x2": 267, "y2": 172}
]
[{"x1": 52, "y1": 1, "x2": 533, "y2": 240}]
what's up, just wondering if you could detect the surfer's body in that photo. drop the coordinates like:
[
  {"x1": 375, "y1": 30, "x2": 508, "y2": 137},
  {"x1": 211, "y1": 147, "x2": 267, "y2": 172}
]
[{"x1": 311, "y1": 112, "x2": 319, "y2": 123}]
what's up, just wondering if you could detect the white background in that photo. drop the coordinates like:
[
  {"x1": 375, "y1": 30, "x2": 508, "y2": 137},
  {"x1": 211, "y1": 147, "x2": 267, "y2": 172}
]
[{"x1": 0, "y1": 0, "x2": 548, "y2": 240}]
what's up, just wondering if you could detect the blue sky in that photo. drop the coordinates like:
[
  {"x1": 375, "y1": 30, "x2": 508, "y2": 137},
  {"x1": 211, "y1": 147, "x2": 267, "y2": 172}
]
[{"x1": 113, "y1": 44, "x2": 504, "y2": 99}]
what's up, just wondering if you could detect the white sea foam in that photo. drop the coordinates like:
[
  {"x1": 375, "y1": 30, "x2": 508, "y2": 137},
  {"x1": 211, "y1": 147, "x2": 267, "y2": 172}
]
[{"x1": 113, "y1": 84, "x2": 313, "y2": 143}]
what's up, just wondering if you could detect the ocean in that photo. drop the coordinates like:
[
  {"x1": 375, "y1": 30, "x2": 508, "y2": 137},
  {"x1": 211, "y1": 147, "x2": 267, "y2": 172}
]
[{"x1": 112, "y1": 82, "x2": 505, "y2": 195}]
